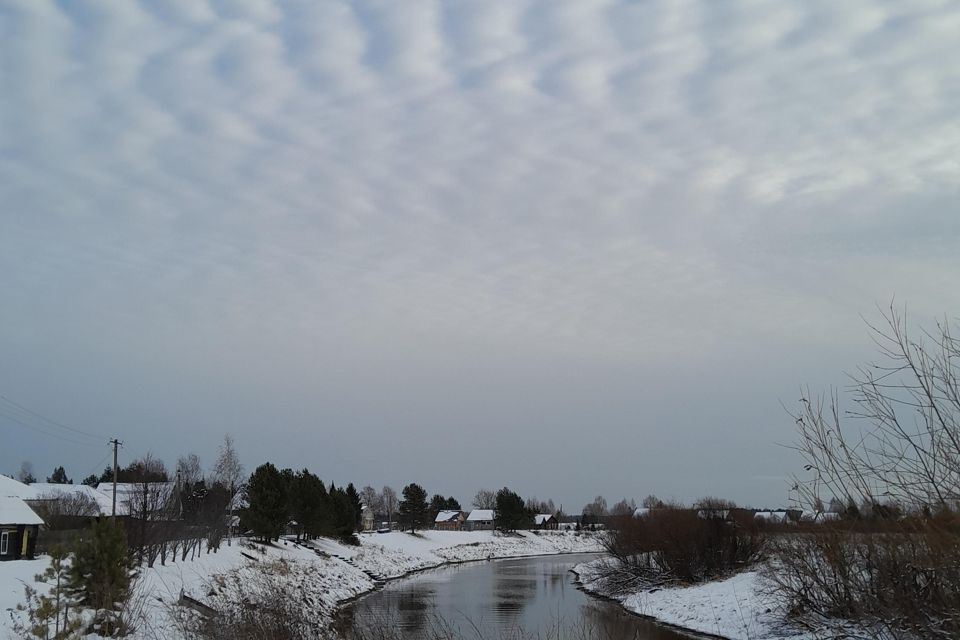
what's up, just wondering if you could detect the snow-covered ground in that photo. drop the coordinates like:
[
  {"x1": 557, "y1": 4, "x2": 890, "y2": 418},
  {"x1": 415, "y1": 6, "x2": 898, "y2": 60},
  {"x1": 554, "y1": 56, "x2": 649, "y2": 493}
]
[
  {"x1": 1, "y1": 530, "x2": 602, "y2": 639},
  {"x1": 575, "y1": 560, "x2": 814, "y2": 640}
]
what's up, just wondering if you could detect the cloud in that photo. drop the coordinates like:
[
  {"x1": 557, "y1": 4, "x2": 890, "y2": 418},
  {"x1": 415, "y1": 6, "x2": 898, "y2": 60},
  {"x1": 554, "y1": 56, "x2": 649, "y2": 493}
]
[{"x1": 1, "y1": 0, "x2": 959, "y2": 505}]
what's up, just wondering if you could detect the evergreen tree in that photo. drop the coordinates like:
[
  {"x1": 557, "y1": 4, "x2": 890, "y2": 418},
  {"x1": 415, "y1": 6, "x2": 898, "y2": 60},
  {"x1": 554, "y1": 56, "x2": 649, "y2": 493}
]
[
  {"x1": 398, "y1": 483, "x2": 429, "y2": 532},
  {"x1": 429, "y1": 494, "x2": 449, "y2": 522},
  {"x1": 345, "y1": 483, "x2": 362, "y2": 530},
  {"x1": 13, "y1": 545, "x2": 84, "y2": 640},
  {"x1": 244, "y1": 463, "x2": 287, "y2": 542},
  {"x1": 290, "y1": 469, "x2": 328, "y2": 540},
  {"x1": 67, "y1": 518, "x2": 133, "y2": 637},
  {"x1": 445, "y1": 496, "x2": 461, "y2": 511},
  {"x1": 81, "y1": 474, "x2": 99, "y2": 487},
  {"x1": 47, "y1": 466, "x2": 72, "y2": 484},
  {"x1": 328, "y1": 485, "x2": 356, "y2": 542},
  {"x1": 495, "y1": 487, "x2": 532, "y2": 531}
]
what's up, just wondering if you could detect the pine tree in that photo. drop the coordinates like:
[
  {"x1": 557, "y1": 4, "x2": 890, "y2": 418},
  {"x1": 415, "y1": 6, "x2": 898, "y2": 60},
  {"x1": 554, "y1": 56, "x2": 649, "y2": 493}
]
[
  {"x1": 495, "y1": 487, "x2": 531, "y2": 531},
  {"x1": 398, "y1": 483, "x2": 429, "y2": 532},
  {"x1": 67, "y1": 518, "x2": 133, "y2": 637},
  {"x1": 429, "y1": 494, "x2": 448, "y2": 522},
  {"x1": 244, "y1": 463, "x2": 287, "y2": 542},
  {"x1": 47, "y1": 466, "x2": 72, "y2": 484},
  {"x1": 445, "y1": 496, "x2": 461, "y2": 511},
  {"x1": 328, "y1": 485, "x2": 356, "y2": 542},
  {"x1": 14, "y1": 546, "x2": 84, "y2": 640},
  {"x1": 345, "y1": 483, "x2": 362, "y2": 530}
]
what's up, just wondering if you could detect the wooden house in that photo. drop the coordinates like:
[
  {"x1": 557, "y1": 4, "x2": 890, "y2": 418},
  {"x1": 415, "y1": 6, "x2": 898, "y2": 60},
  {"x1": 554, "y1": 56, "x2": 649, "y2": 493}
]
[
  {"x1": 465, "y1": 509, "x2": 494, "y2": 531},
  {"x1": 0, "y1": 496, "x2": 43, "y2": 560},
  {"x1": 434, "y1": 510, "x2": 465, "y2": 531}
]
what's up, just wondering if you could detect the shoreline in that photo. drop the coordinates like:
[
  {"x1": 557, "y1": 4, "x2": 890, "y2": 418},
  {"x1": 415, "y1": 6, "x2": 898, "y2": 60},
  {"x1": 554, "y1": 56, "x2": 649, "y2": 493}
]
[{"x1": 569, "y1": 565, "x2": 731, "y2": 640}]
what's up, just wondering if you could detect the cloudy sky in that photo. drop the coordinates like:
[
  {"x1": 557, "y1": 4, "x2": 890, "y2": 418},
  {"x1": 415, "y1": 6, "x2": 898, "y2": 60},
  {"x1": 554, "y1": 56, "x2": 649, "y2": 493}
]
[{"x1": 2, "y1": 0, "x2": 959, "y2": 508}]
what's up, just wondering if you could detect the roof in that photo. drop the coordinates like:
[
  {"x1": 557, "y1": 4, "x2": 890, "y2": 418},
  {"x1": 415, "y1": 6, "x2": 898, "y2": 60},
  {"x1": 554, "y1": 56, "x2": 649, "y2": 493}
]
[
  {"x1": 534, "y1": 514, "x2": 555, "y2": 525},
  {"x1": 466, "y1": 509, "x2": 494, "y2": 521},
  {"x1": 435, "y1": 510, "x2": 462, "y2": 523},
  {"x1": 96, "y1": 482, "x2": 177, "y2": 516},
  {"x1": 633, "y1": 507, "x2": 650, "y2": 518},
  {"x1": 0, "y1": 496, "x2": 44, "y2": 525},
  {"x1": 25, "y1": 483, "x2": 113, "y2": 515},
  {"x1": 0, "y1": 475, "x2": 33, "y2": 499}
]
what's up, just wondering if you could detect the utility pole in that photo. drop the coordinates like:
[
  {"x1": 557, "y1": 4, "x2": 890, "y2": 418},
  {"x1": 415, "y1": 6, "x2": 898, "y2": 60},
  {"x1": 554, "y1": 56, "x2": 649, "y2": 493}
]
[{"x1": 109, "y1": 439, "x2": 122, "y2": 517}]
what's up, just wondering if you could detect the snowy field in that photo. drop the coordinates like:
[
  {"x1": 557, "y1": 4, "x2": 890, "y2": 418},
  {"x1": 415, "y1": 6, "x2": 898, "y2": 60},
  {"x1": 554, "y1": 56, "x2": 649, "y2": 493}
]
[
  {"x1": 1, "y1": 530, "x2": 602, "y2": 639},
  {"x1": 574, "y1": 560, "x2": 815, "y2": 640}
]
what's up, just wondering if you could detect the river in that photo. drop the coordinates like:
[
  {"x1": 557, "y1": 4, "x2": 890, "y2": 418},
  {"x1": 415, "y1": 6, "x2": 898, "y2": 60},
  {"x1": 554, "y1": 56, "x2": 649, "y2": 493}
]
[{"x1": 340, "y1": 553, "x2": 696, "y2": 640}]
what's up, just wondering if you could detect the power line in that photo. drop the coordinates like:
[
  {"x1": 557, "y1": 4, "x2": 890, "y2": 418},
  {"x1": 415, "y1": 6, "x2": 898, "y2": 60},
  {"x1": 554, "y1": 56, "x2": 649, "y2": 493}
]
[
  {"x1": 0, "y1": 394, "x2": 104, "y2": 440},
  {"x1": 0, "y1": 407, "x2": 101, "y2": 447}
]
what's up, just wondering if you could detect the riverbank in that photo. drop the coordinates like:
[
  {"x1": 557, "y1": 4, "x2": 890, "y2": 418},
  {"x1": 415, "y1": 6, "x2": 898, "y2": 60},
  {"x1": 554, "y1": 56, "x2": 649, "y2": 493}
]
[
  {"x1": 1, "y1": 530, "x2": 603, "y2": 639},
  {"x1": 573, "y1": 560, "x2": 813, "y2": 640}
]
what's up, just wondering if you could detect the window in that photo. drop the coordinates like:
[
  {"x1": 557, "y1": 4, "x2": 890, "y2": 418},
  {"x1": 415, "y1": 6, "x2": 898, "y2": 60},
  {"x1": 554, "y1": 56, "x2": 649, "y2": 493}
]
[{"x1": 0, "y1": 531, "x2": 8, "y2": 555}]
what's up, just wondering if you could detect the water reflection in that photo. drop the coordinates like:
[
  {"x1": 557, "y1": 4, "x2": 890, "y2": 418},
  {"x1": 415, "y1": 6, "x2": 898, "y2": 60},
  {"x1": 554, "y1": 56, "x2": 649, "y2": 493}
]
[{"x1": 344, "y1": 554, "x2": 695, "y2": 640}]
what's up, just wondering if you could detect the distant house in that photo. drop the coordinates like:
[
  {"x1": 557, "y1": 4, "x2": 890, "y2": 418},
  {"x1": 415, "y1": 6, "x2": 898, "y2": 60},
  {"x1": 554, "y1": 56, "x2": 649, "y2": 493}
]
[
  {"x1": 361, "y1": 505, "x2": 375, "y2": 532},
  {"x1": 434, "y1": 510, "x2": 464, "y2": 531},
  {"x1": 754, "y1": 511, "x2": 789, "y2": 525},
  {"x1": 96, "y1": 482, "x2": 178, "y2": 519},
  {"x1": 0, "y1": 496, "x2": 43, "y2": 560},
  {"x1": 633, "y1": 507, "x2": 650, "y2": 518},
  {"x1": 24, "y1": 483, "x2": 113, "y2": 515},
  {"x1": 534, "y1": 514, "x2": 557, "y2": 530},
  {"x1": 465, "y1": 509, "x2": 495, "y2": 531}
]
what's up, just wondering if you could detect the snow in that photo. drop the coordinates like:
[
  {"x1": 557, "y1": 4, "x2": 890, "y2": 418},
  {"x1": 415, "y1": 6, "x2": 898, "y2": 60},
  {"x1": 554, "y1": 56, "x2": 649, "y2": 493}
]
[
  {"x1": 0, "y1": 496, "x2": 43, "y2": 525},
  {"x1": 434, "y1": 510, "x2": 461, "y2": 523},
  {"x1": 25, "y1": 484, "x2": 115, "y2": 515},
  {"x1": 534, "y1": 514, "x2": 554, "y2": 525},
  {"x1": 575, "y1": 560, "x2": 814, "y2": 640},
  {"x1": 1, "y1": 530, "x2": 603, "y2": 639},
  {"x1": 0, "y1": 475, "x2": 32, "y2": 499},
  {"x1": 466, "y1": 509, "x2": 493, "y2": 521}
]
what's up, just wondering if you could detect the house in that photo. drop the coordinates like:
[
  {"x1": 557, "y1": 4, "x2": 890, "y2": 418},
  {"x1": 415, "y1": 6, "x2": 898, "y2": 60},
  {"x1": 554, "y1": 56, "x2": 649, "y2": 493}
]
[
  {"x1": 24, "y1": 483, "x2": 113, "y2": 516},
  {"x1": 0, "y1": 474, "x2": 33, "y2": 499},
  {"x1": 534, "y1": 514, "x2": 557, "y2": 530},
  {"x1": 633, "y1": 507, "x2": 650, "y2": 518},
  {"x1": 0, "y1": 496, "x2": 43, "y2": 560},
  {"x1": 361, "y1": 505, "x2": 375, "y2": 532},
  {"x1": 434, "y1": 510, "x2": 464, "y2": 531},
  {"x1": 96, "y1": 482, "x2": 178, "y2": 519},
  {"x1": 754, "y1": 511, "x2": 789, "y2": 525},
  {"x1": 465, "y1": 509, "x2": 494, "y2": 531}
]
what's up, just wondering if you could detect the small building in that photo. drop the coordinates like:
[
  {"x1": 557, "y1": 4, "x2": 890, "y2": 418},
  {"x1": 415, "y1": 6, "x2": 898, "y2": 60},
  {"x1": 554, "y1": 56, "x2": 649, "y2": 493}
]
[
  {"x1": 754, "y1": 511, "x2": 789, "y2": 525},
  {"x1": 0, "y1": 496, "x2": 43, "y2": 560},
  {"x1": 534, "y1": 514, "x2": 558, "y2": 530},
  {"x1": 465, "y1": 509, "x2": 494, "y2": 531},
  {"x1": 434, "y1": 510, "x2": 464, "y2": 531},
  {"x1": 361, "y1": 505, "x2": 375, "y2": 532}
]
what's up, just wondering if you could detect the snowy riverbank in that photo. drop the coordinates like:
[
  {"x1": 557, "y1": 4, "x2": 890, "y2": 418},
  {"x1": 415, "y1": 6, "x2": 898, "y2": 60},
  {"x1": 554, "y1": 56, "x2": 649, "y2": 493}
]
[
  {"x1": 1, "y1": 530, "x2": 603, "y2": 639},
  {"x1": 573, "y1": 559, "x2": 815, "y2": 640}
]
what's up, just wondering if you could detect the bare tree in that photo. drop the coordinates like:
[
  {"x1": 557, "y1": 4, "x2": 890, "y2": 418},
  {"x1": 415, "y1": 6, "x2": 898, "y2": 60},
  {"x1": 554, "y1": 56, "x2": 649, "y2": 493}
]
[
  {"x1": 359, "y1": 485, "x2": 380, "y2": 515},
  {"x1": 791, "y1": 305, "x2": 960, "y2": 510},
  {"x1": 380, "y1": 486, "x2": 397, "y2": 528},
  {"x1": 610, "y1": 498, "x2": 637, "y2": 517},
  {"x1": 176, "y1": 453, "x2": 203, "y2": 486},
  {"x1": 30, "y1": 491, "x2": 101, "y2": 529},
  {"x1": 472, "y1": 488, "x2": 496, "y2": 510},
  {"x1": 212, "y1": 435, "x2": 244, "y2": 545},
  {"x1": 641, "y1": 495, "x2": 663, "y2": 509},
  {"x1": 582, "y1": 495, "x2": 608, "y2": 517}
]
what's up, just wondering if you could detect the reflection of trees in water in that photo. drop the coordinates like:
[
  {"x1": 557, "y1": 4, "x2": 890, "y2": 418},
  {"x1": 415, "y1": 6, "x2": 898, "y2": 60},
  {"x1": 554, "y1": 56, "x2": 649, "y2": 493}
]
[{"x1": 493, "y1": 566, "x2": 538, "y2": 624}]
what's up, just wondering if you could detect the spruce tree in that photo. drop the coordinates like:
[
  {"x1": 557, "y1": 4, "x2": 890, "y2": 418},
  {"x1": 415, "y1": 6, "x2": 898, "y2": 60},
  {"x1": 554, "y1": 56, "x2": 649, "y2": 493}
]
[
  {"x1": 67, "y1": 518, "x2": 132, "y2": 637},
  {"x1": 398, "y1": 483, "x2": 429, "y2": 532},
  {"x1": 345, "y1": 483, "x2": 362, "y2": 530},
  {"x1": 47, "y1": 466, "x2": 72, "y2": 484},
  {"x1": 495, "y1": 487, "x2": 531, "y2": 531},
  {"x1": 244, "y1": 463, "x2": 287, "y2": 542}
]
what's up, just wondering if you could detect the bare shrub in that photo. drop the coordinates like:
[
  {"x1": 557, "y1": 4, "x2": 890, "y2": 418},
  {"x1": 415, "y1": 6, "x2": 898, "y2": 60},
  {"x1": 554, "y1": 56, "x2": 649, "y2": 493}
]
[
  {"x1": 601, "y1": 505, "x2": 763, "y2": 591},
  {"x1": 766, "y1": 513, "x2": 960, "y2": 638},
  {"x1": 783, "y1": 306, "x2": 960, "y2": 637}
]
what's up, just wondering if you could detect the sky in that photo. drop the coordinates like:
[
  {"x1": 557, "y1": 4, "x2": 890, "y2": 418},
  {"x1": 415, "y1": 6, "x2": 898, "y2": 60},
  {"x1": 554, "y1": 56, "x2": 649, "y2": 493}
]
[{"x1": 1, "y1": 0, "x2": 959, "y2": 510}]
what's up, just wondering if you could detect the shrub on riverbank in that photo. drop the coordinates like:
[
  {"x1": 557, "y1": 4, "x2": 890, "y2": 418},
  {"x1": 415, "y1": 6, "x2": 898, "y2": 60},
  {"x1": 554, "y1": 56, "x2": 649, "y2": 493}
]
[
  {"x1": 764, "y1": 514, "x2": 960, "y2": 638},
  {"x1": 601, "y1": 504, "x2": 763, "y2": 590}
]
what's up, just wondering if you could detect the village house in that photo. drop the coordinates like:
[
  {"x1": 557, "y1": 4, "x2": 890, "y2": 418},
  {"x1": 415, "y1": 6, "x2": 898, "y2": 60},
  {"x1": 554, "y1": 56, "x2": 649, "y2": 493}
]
[
  {"x1": 361, "y1": 504, "x2": 375, "y2": 532},
  {"x1": 434, "y1": 510, "x2": 464, "y2": 531},
  {"x1": 0, "y1": 496, "x2": 43, "y2": 560},
  {"x1": 465, "y1": 509, "x2": 494, "y2": 531},
  {"x1": 534, "y1": 514, "x2": 558, "y2": 530}
]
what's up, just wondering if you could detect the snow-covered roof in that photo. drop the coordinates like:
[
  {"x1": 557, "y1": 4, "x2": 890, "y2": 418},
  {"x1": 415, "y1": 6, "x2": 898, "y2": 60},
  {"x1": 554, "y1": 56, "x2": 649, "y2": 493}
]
[
  {"x1": 24, "y1": 483, "x2": 114, "y2": 515},
  {"x1": 633, "y1": 507, "x2": 650, "y2": 518},
  {"x1": 96, "y1": 482, "x2": 177, "y2": 516},
  {"x1": 435, "y1": 510, "x2": 462, "y2": 523},
  {"x1": 0, "y1": 475, "x2": 33, "y2": 499},
  {"x1": 534, "y1": 514, "x2": 555, "y2": 525},
  {"x1": 0, "y1": 496, "x2": 44, "y2": 525},
  {"x1": 467, "y1": 509, "x2": 494, "y2": 521}
]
